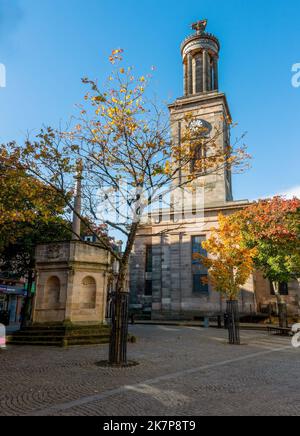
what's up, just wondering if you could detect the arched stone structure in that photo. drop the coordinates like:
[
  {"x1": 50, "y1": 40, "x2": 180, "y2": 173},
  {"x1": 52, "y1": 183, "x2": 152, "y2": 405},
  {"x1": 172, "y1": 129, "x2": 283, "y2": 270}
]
[
  {"x1": 182, "y1": 20, "x2": 220, "y2": 96},
  {"x1": 45, "y1": 276, "x2": 61, "y2": 309},
  {"x1": 80, "y1": 276, "x2": 97, "y2": 310}
]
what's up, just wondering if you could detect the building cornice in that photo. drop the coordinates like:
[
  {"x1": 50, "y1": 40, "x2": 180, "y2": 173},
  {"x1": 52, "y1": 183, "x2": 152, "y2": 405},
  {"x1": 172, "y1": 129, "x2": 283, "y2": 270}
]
[
  {"x1": 181, "y1": 32, "x2": 220, "y2": 55},
  {"x1": 168, "y1": 92, "x2": 232, "y2": 123}
]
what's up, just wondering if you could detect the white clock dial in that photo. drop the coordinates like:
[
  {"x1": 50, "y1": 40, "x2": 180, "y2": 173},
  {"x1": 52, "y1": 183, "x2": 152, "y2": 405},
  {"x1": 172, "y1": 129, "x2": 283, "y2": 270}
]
[{"x1": 190, "y1": 119, "x2": 212, "y2": 136}]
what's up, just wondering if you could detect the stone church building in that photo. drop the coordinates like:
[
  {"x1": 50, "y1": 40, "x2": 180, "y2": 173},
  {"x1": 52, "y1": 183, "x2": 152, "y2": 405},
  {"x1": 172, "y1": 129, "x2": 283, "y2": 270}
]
[{"x1": 129, "y1": 21, "x2": 300, "y2": 320}]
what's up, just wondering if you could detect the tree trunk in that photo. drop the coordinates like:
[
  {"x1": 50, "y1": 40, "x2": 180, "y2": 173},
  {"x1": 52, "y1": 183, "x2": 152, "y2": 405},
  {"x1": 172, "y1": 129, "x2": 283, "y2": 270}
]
[
  {"x1": 109, "y1": 269, "x2": 129, "y2": 366},
  {"x1": 278, "y1": 302, "x2": 288, "y2": 328},
  {"x1": 108, "y1": 223, "x2": 138, "y2": 366},
  {"x1": 273, "y1": 282, "x2": 288, "y2": 328},
  {"x1": 226, "y1": 300, "x2": 240, "y2": 345}
]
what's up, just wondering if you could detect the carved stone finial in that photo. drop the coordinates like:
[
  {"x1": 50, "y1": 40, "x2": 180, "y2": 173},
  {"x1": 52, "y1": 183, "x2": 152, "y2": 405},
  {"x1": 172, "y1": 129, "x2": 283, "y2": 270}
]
[{"x1": 192, "y1": 19, "x2": 208, "y2": 35}]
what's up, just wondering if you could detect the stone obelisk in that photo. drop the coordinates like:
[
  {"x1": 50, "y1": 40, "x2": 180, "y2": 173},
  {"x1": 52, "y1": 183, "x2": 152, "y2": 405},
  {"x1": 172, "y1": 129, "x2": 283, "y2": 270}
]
[{"x1": 72, "y1": 160, "x2": 83, "y2": 240}]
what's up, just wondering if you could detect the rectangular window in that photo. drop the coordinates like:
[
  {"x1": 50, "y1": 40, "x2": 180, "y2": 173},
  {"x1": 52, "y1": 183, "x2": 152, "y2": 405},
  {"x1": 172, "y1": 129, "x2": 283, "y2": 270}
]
[
  {"x1": 270, "y1": 282, "x2": 289, "y2": 296},
  {"x1": 190, "y1": 145, "x2": 206, "y2": 175},
  {"x1": 192, "y1": 236, "x2": 209, "y2": 295},
  {"x1": 145, "y1": 245, "x2": 153, "y2": 273},
  {"x1": 193, "y1": 274, "x2": 209, "y2": 295},
  {"x1": 192, "y1": 236, "x2": 207, "y2": 264},
  {"x1": 279, "y1": 282, "x2": 289, "y2": 296},
  {"x1": 145, "y1": 280, "x2": 153, "y2": 296},
  {"x1": 145, "y1": 246, "x2": 153, "y2": 297}
]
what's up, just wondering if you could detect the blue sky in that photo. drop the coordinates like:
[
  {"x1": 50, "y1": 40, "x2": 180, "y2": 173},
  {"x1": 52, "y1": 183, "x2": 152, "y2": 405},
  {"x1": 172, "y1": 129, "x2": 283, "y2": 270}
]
[{"x1": 0, "y1": 0, "x2": 299, "y2": 201}]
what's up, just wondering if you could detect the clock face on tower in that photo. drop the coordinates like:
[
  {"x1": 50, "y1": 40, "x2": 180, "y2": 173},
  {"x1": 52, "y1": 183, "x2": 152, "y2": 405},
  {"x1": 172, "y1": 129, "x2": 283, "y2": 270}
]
[{"x1": 190, "y1": 119, "x2": 212, "y2": 136}]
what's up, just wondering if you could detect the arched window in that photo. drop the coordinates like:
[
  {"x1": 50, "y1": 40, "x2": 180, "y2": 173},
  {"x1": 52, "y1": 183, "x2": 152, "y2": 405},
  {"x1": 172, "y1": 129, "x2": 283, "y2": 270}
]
[
  {"x1": 80, "y1": 276, "x2": 97, "y2": 309},
  {"x1": 45, "y1": 276, "x2": 60, "y2": 308}
]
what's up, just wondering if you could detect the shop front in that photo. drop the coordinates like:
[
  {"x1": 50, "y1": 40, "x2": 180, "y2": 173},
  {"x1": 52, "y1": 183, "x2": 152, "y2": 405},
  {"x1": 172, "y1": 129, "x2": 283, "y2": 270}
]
[{"x1": 0, "y1": 285, "x2": 27, "y2": 325}]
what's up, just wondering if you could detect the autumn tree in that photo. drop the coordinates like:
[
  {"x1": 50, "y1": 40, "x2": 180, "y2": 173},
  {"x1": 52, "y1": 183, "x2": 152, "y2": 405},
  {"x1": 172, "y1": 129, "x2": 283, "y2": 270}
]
[
  {"x1": 232, "y1": 196, "x2": 300, "y2": 327},
  {"x1": 195, "y1": 214, "x2": 257, "y2": 344},
  {"x1": 5, "y1": 50, "x2": 249, "y2": 365},
  {"x1": 0, "y1": 219, "x2": 72, "y2": 327},
  {"x1": 0, "y1": 147, "x2": 66, "y2": 236},
  {"x1": 0, "y1": 149, "x2": 72, "y2": 325}
]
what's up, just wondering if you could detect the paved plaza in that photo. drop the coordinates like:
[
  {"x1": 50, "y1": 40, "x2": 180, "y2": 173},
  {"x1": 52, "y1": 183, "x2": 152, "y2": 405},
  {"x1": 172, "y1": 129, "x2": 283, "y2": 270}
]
[{"x1": 0, "y1": 325, "x2": 300, "y2": 416}]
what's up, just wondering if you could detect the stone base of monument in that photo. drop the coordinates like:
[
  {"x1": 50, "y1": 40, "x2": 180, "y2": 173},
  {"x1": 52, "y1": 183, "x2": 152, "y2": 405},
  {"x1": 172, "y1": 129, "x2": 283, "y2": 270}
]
[
  {"x1": 8, "y1": 240, "x2": 114, "y2": 347},
  {"x1": 7, "y1": 323, "x2": 111, "y2": 347}
]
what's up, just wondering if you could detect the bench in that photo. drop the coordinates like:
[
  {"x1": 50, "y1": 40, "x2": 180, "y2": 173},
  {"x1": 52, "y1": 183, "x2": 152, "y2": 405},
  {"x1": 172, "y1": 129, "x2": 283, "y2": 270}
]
[{"x1": 267, "y1": 325, "x2": 291, "y2": 336}]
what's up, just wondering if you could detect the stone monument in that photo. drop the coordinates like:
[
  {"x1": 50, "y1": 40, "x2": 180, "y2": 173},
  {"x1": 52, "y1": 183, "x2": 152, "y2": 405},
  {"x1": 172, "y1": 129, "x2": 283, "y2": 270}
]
[
  {"x1": 32, "y1": 240, "x2": 110, "y2": 326},
  {"x1": 9, "y1": 165, "x2": 112, "y2": 346}
]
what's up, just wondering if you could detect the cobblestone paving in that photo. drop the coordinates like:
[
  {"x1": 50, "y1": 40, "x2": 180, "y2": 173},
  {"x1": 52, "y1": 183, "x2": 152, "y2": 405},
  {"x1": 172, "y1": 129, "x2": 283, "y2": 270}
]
[{"x1": 1, "y1": 326, "x2": 300, "y2": 416}]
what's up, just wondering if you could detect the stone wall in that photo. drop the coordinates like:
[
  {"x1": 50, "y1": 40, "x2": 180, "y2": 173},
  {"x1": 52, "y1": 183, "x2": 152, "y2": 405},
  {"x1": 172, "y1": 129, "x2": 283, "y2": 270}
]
[
  {"x1": 130, "y1": 201, "x2": 259, "y2": 320},
  {"x1": 254, "y1": 272, "x2": 300, "y2": 318}
]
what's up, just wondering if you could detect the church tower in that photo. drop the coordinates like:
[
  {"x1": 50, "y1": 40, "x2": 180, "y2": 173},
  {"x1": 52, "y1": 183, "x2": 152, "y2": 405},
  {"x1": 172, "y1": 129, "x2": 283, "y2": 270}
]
[
  {"x1": 129, "y1": 20, "x2": 258, "y2": 321},
  {"x1": 169, "y1": 20, "x2": 233, "y2": 206}
]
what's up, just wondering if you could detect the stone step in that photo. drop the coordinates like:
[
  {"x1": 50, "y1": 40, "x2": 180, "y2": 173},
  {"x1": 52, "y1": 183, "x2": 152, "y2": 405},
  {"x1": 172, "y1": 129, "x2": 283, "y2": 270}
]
[
  {"x1": 22, "y1": 325, "x2": 109, "y2": 332},
  {"x1": 9, "y1": 335, "x2": 63, "y2": 342},
  {"x1": 7, "y1": 338, "x2": 62, "y2": 346},
  {"x1": 23, "y1": 325, "x2": 67, "y2": 330},
  {"x1": 11, "y1": 329, "x2": 110, "y2": 337},
  {"x1": 7, "y1": 341, "x2": 63, "y2": 347},
  {"x1": 9, "y1": 333, "x2": 109, "y2": 341},
  {"x1": 65, "y1": 337, "x2": 110, "y2": 346},
  {"x1": 7, "y1": 324, "x2": 111, "y2": 347},
  {"x1": 12, "y1": 331, "x2": 66, "y2": 337},
  {"x1": 8, "y1": 334, "x2": 110, "y2": 346}
]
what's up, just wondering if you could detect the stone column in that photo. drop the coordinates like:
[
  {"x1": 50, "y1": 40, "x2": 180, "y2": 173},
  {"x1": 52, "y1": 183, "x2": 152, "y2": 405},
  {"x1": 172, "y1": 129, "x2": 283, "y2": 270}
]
[
  {"x1": 183, "y1": 60, "x2": 188, "y2": 96},
  {"x1": 178, "y1": 121, "x2": 182, "y2": 186},
  {"x1": 72, "y1": 164, "x2": 82, "y2": 240},
  {"x1": 203, "y1": 50, "x2": 208, "y2": 92},
  {"x1": 187, "y1": 54, "x2": 193, "y2": 95},
  {"x1": 207, "y1": 56, "x2": 212, "y2": 91},
  {"x1": 195, "y1": 54, "x2": 203, "y2": 93},
  {"x1": 213, "y1": 57, "x2": 219, "y2": 90},
  {"x1": 161, "y1": 235, "x2": 171, "y2": 313},
  {"x1": 151, "y1": 236, "x2": 163, "y2": 313},
  {"x1": 170, "y1": 234, "x2": 181, "y2": 314},
  {"x1": 192, "y1": 57, "x2": 197, "y2": 94}
]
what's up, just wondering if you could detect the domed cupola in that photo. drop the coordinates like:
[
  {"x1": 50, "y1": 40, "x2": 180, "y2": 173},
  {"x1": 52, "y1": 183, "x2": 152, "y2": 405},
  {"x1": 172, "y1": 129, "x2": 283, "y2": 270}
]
[{"x1": 181, "y1": 20, "x2": 220, "y2": 96}]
